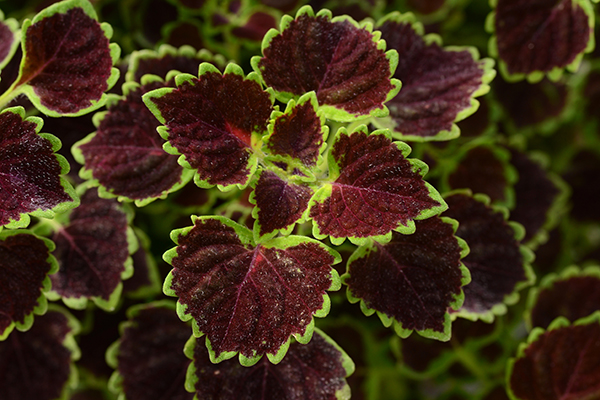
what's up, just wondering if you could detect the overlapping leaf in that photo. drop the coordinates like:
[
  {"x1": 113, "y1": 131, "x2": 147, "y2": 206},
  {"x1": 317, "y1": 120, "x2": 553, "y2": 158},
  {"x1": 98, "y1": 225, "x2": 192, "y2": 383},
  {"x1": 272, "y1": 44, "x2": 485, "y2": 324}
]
[
  {"x1": 309, "y1": 126, "x2": 446, "y2": 245},
  {"x1": 343, "y1": 216, "x2": 470, "y2": 341},
  {"x1": 4, "y1": 0, "x2": 120, "y2": 116},
  {"x1": 75, "y1": 77, "x2": 192, "y2": 206},
  {"x1": 508, "y1": 313, "x2": 600, "y2": 400},
  {"x1": 107, "y1": 301, "x2": 192, "y2": 400},
  {"x1": 0, "y1": 107, "x2": 77, "y2": 230},
  {"x1": 143, "y1": 63, "x2": 273, "y2": 190},
  {"x1": 163, "y1": 216, "x2": 341, "y2": 365},
  {"x1": 489, "y1": 0, "x2": 595, "y2": 81},
  {"x1": 0, "y1": 11, "x2": 19, "y2": 70},
  {"x1": 47, "y1": 187, "x2": 137, "y2": 311},
  {"x1": 185, "y1": 328, "x2": 354, "y2": 399},
  {"x1": 252, "y1": 6, "x2": 401, "y2": 122},
  {"x1": 0, "y1": 306, "x2": 80, "y2": 400},
  {"x1": 374, "y1": 12, "x2": 494, "y2": 141},
  {"x1": 442, "y1": 191, "x2": 535, "y2": 322},
  {"x1": 0, "y1": 231, "x2": 57, "y2": 340}
]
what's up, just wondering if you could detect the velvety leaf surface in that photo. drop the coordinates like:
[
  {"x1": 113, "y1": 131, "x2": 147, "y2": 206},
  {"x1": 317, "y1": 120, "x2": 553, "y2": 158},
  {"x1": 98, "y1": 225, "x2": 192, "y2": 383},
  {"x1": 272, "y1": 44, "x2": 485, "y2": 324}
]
[
  {"x1": 309, "y1": 128, "x2": 444, "y2": 244},
  {"x1": 143, "y1": 65, "x2": 273, "y2": 189},
  {"x1": 264, "y1": 96, "x2": 325, "y2": 168},
  {"x1": 442, "y1": 193, "x2": 530, "y2": 318},
  {"x1": 189, "y1": 329, "x2": 353, "y2": 399},
  {"x1": 77, "y1": 81, "x2": 187, "y2": 203},
  {"x1": 0, "y1": 231, "x2": 55, "y2": 338},
  {"x1": 0, "y1": 107, "x2": 74, "y2": 228},
  {"x1": 0, "y1": 308, "x2": 79, "y2": 400},
  {"x1": 17, "y1": 1, "x2": 117, "y2": 115},
  {"x1": 166, "y1": 217, "x2": 339, "y2": 361},
  {"x1": 344, "y1": 216, "x2": 468, "y2": 338},
  {"x1": 530, "y1": 268, "x2": 600, "y2": 329},
  {"x1": 509, "y1": 148, "x2": 562, "y2": 243},
  {"x1": 254, "y1": 8, "x2": 398, "y2": 120},
  {"x1": 492, "y1": 0, "x2": 593, "y2": 77},
  {"x1": 252, "y1": 170, "x2": 313, "y2": 237},
  {"x1": 110, "y1": 302, "x2": 192, "y2": 400},
  {"x1": 50, "y1": 188, "x2": 131, "y2": 307},
  {"x1": 0, "y1": 14, "x2": 18, "y2": 69},
  {"x1": 509, "y1": 316, "x2": 600, "y2": 400},
  {"x1": 447, "y1": 146, "x2": 511, "y2": 203},
  {"x1": 377, "y1": 16, "x2": 490, "y2": 139}
]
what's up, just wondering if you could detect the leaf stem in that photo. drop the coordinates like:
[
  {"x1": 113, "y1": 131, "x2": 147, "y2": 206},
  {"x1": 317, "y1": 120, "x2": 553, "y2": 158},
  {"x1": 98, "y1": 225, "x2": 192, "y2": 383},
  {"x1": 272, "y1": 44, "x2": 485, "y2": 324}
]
[
  {"x1": 450, "y1": 338, "x2": 490, "y2": 384},
  {"x1": 0, "y1": 83, "x2": 24, "y2": 110}
]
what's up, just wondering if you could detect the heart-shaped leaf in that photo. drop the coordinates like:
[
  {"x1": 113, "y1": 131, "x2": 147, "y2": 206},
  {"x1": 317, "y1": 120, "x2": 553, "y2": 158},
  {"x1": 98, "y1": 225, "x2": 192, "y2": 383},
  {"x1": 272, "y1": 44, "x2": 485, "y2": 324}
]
[
  {"x1": 75, "y1": 76, "x2": 193, "y2": 206},
  {"x1": 489, "y1": 0, "x2": 595, "y2": 82},
  {"x1": 343, "y1": 216, "x2": 470, "y2": 341},
  {"x1": 0, "y1": 230, "x2": 57, "y2": 340},
  {"x1": 374, "y1": 12, "x2": 495, "y2": 141},
  {"x1": 5, "y1": 0, "x2": 120, "y2": 116},
  {"x1": 0, "y1": 106, "x2": 77, "y2": 230},
  {"x1": 442, "y1": 191, "x2": 535, "y2": 322},
  {"x1": 309, "y1": 126, "x2": 446, "y2": 245},
  {"x1": 508, "y1": 313, "x2": 600, "y2": 400},
  {"x1": 0, "y1": 11, "x2": 19, "y2": 70},
  {"x1": 106, "y1": 301, "x2": 192, "y2": 400},
  {"x1": 0, "y1": 306, "x2": 81, "y2": 400},
  {"x1": 184, "y1": 328, "x2": 354, "y2": 399},
  {"x1": 252, "y1": 6, "x2": 401, "y2": 122},
  {"x1": 143, "y1": 63, "x2": 274, "y2": 190},
  {"x1": 163, "y1": 216, "x2": 341, "y2": 365},
  {"x1": 46, "y1": 187, "x2": 137, "y2": 311}
]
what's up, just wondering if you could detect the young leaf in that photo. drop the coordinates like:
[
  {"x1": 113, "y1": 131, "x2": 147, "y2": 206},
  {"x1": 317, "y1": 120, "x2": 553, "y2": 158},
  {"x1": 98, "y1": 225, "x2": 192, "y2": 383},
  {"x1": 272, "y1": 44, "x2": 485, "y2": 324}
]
[
  {"x1": 527, "y1": 266, "x2": 600, "y2": 330},
  {"x1": 374, "y1": 12, "x2": 495, "y2": 141},
  {"x1": 252, "y1": 6, "x2": 401, "y2": 122},
  {"x1": 442, "y1": 192, "x2": 535, "y2": 322},
  {"x1": 0, "y1": 10, "x2": 19, "y2": 70},
  {"x1": 3, "y1": 0, "x2": 120, "y2": 116},
  {"x1": 489, "y1": 0, "x2": 595, "y2": 82},
  {"x1": 74, "y1": 77, "x2": 193, "y2": 206},
  {"x1": 185, "y1": 328, "x2": 354, "y2": 399},
  {"x1": 163, "y1": 216, "x2": 341, "y2": 364},
  {"x1": 0, "y1": 306, "x2": 81, "y2": 400},
  {"x1": 0, "y1": 106, "x2": 77, "y2": 230},
  {"x1": 343, "y1": 216, "x2": 470, "y2": 341},
  {"x1": 250, "y1": 169, "x2": 313, "y2": 241},
  {"x1": 507, "y1": 313, "x2": 600, "y2": 400},
  {"x1": 309, "y1": 126, "x2": 446, "y2": 245},
  {"x1": 0, "y1": 230, "x2": 57, "y2": 340},
  {"x1": 143, "y1": 63, "x2": 273, "y2": 190},
  {"x1": 106, "y1": 301, "x2": 192, "y2": 400},
  {"x1": 47, "y1": 187, "x2": 137, "y2": 311}
]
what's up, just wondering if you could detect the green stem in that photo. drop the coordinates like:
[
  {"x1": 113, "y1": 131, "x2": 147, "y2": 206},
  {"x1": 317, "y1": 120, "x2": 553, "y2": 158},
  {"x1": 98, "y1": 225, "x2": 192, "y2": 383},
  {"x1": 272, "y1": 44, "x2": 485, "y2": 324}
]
[
  {"x1": 451, "y1": 339, "x2": 490, "y2": 384},
  {"x1": 0, "y1": 83, "x2": 23, "y2": 110}
]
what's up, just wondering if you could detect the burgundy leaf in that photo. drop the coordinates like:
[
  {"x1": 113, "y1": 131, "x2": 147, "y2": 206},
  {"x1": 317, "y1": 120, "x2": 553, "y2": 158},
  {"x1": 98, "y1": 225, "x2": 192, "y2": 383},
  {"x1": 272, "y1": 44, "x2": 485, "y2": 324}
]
[
  {"x1": 108, "y1": 302, "x2": 192, "y2": 400},
  {"x1": 508, "y1": 315, "x2": 600, "y2": 400},
  {"x1": 0, "y1": 231, "x2": 56, "y2": 339},
  {"x1": 492, "y1": 0, "x2": 593, "y2": 78},
  {"x1": 447, "y1": 145, "x2": 513, "y2": 204},
  {"x1": 188, "y1": 329, "x2": 353, "y2": 399},
  {"x1": 123, "y1": 236, "x2": 160, "y2": 298},
  {"x1": 562, "y1": 150, "x2": 600, "y2": 222},
  {"x1": 529, "y1": 267, "x2": 600, "y2": 330},
  {"x1": 232, "y1": 11, "x2": 278, "y2": 42},
  {"x1": 0, "y1": 13, "x2": 18, "y2": 69},
  {"x1": 253, "y1": 7, "x2": 399, "y2": 121},
  {"x1": 164, "y1": 216, "x2": 340, "y2": 362},
  {"x1": 0, "y1": 107, "x2": 75, "y2": 229},
  {"x1": 309, "y1": 128, "x2": 445, "y2": 245},
  {"x1": 49, "y1": 188, "x2": 134, "y2": 310},
  {"x1": 264, "y1": 93, "x2": 326, "y2": 168},
  {"x1": 344, "y1": 216, "x2": 469, "y2": 339},
  {"x1": 76, "y1": 80, "x2": 190, "y2": 205},
  {"x1": 442, "y1": 192, "x2": 534, "y2": 320},
  {"x1": 508, "y1": 147, "x2": 564, "y2": 243},
  {"x1": 407, "y1": 0, "x2": 446, "y2": 14},
  {"x1": 0, "y1": 307, "x2": 80, "y2": 400},
  {"x1": 143, "y1": 64, "x2": 273, "y2": 189},
  {"x1": 376, "y1": 14, "x2": 492, "y2": 140},
  {"x1": 252, "y1": 170, "x2": 313, "y2": 239},
  {"x1": 16, "y1": 0, "x2": 118, "y2": 115}
]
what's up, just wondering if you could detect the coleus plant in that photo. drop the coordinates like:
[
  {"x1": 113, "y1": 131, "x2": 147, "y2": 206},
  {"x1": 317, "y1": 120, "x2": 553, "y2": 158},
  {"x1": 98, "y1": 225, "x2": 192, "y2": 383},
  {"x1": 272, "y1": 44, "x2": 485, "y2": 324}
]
[{"x1": 1, "y1": 0, "x2": 600, "y2": 399}]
